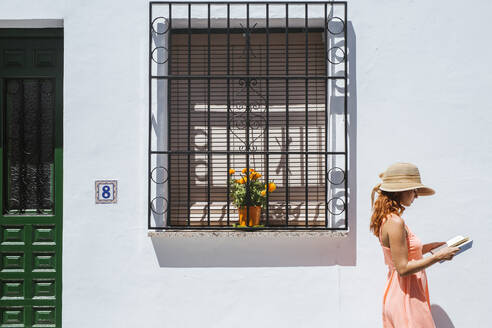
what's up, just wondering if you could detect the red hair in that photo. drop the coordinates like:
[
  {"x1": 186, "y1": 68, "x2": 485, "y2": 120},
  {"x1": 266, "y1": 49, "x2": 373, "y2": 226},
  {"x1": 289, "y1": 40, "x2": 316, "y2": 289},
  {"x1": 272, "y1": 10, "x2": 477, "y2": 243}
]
[{"x1": 369, "y1": 184, "x2": 406, "y2": 237}]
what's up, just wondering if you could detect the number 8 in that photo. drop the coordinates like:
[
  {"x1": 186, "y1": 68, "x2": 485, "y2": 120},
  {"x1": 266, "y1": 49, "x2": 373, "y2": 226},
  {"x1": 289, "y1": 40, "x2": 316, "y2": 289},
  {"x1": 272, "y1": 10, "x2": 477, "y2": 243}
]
[{"x1": 102, "y1": 185, "x2": 111, "y2": 199}]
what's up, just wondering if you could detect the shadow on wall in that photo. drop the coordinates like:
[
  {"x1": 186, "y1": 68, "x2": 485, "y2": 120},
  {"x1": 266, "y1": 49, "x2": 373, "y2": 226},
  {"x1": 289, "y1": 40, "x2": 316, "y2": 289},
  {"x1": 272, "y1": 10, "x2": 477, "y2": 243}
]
[
  {"x1": 431, "y1": 304, "x2": 456, "y2": 328},
  {"x1": 150, "y1": 21, "x2": 357, "y2": 268}
]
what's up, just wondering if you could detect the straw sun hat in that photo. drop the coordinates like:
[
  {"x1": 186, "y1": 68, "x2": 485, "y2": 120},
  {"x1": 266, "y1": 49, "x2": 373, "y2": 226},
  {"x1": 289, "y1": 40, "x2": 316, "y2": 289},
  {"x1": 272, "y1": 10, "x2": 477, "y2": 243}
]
[{"x1": 371, "y1": 162, "x2": 435, "y2": 206}]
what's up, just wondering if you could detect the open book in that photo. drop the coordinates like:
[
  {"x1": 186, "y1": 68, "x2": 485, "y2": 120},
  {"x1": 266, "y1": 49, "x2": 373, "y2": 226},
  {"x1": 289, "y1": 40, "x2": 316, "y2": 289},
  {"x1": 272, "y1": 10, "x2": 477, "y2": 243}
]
[{"x1": 430, "y1": 235, "x2": 473, "y2": 263}]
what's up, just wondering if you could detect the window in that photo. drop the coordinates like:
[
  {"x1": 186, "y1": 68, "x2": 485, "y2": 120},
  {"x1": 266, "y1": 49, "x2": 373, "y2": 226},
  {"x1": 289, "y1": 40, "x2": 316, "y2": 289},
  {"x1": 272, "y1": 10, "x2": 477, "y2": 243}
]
[
  {"x1": 149, "y1": 2, "x2": 347, "y2": 230},
  {"x1": 4, "y1": 79, "x2": 55, "y2": 214}
]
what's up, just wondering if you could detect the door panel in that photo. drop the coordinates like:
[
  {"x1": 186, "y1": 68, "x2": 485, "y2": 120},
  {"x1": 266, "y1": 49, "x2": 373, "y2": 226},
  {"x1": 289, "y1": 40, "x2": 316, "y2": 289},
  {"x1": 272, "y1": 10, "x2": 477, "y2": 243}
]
[{"x1": 0, "y1": 28, "x2": 63, "y2": 327}]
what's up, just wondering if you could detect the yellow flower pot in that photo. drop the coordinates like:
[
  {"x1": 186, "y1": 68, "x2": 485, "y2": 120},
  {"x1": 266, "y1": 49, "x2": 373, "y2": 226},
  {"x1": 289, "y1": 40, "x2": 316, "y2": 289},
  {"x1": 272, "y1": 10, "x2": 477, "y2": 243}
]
[{"x1": 238, "y1": 206, "x2": 261, "y2": 227}]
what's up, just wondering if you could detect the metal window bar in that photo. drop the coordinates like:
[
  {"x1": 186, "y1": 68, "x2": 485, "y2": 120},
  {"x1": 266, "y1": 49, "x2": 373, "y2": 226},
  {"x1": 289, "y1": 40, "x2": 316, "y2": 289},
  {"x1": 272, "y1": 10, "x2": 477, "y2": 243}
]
[
  {"x1": 207, "y1": 3, "x2": 211, "y2": 225},
  {"x1": 305, "y1": 3, "x2": 309, "y2": 227},
  {"x1": 344, "y1": 3, "x2": 348, "y2": 229},
  {"x1": 246, "y1": 3, "x2": 251, "y2": 226},
  {"x1": 167, "y1": 3, "x2": 172, "y2": 227},
  {"x1": 149, "y1": 2, "x2": 348, "y2": 230},
  {"x1": 265, "y1": 3, "x2": 270, "y2": 227},
  {"x1": 324, "y1": 2, "x2": 328, "y2": 228},
  {"x1": 226, "y1": 3, "x2": 231, "y2": 226},
  {"x1": 187, "y1": 3, "x2": 192, "y2": 226},
  {"x1": 285, "y1": 3, "x2": 289, "y2": 226}
]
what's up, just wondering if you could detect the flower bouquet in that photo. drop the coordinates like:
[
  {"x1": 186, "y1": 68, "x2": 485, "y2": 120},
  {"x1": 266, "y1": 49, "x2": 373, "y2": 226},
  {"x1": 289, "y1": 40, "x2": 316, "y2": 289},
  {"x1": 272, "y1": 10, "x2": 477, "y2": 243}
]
[{"x1": 229, "y1": 168, "x2": 276, "y2": 227}]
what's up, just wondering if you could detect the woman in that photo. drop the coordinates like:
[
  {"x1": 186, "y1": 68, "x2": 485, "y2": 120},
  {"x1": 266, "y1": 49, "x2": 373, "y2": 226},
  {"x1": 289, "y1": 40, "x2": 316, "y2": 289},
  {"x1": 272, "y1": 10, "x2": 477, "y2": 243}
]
[{"x1": 370, "y1": 162, "x2": 459, "y2": 328}]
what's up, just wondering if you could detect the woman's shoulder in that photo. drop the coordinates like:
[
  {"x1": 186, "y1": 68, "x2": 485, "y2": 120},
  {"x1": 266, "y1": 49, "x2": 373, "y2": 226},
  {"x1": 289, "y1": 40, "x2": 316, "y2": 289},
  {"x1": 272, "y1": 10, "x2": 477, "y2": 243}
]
[
  {"x1": 383, "y1": 212, "x2": 403, "y2": 223},
  {"x1": 382, "y1": 213, "x2": 405, "y2": 229},
  {"x1": 382, "y1": 213, "x2": 410, "y2": 241}
]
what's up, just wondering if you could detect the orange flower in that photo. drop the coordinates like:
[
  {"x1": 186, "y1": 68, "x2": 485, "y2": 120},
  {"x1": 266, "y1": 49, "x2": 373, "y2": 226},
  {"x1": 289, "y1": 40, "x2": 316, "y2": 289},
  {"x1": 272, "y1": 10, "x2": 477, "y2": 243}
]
[
  {"x1": 261, "y1": 189, "x2": 267, "y2": 196},
  {"x1": 250, "y1": 172, "x2": 262, "y2": 180},
  {"x1": 236, "y1": 177, "x2": 247, "y2": 184},
  {"x1": 242, "y1": 168, "x2": 248, "y2": 174},
  {"x1": 229, "y1": 168, "x2": 236, "y2": 175},
  {"x1": 268, "y1": 182, "x2": 276, "y2": 192}
]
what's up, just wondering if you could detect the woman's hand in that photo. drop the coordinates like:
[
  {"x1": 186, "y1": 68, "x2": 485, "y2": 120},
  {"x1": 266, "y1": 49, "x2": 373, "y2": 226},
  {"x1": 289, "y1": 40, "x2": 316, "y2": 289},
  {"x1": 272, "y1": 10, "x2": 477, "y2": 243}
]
[{"x1": 434, "y1": 246, "x2": 460, "y2": 261}]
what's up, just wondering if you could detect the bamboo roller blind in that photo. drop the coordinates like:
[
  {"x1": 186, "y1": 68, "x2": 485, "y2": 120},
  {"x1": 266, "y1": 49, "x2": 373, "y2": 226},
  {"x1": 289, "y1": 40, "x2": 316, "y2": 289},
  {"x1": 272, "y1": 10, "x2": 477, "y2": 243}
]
[{"x1": 169, "y1": 32, "x2": 327, "y2": 226}]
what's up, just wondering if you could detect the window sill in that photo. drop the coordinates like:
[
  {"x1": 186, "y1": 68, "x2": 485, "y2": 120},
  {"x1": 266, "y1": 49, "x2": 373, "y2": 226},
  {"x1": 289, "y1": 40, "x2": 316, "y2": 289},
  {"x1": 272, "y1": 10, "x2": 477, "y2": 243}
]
[{"x1": 148, "y1": 229, "x2": 349, "y2": 238}]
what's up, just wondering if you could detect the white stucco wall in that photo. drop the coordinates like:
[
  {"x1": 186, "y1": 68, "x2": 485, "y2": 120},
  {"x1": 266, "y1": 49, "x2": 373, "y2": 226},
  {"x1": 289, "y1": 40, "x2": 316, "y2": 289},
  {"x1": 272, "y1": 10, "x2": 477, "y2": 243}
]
[{"x1": 1, "y1": 0, "x2": 491, "y2": 327}]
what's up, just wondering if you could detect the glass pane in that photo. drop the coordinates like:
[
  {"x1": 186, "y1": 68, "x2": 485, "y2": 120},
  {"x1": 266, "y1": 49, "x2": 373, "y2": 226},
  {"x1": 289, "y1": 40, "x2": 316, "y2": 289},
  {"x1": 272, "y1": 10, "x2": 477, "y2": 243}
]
[{"x1": 5, "y1": 79, "x2": 55, "y2": 214}]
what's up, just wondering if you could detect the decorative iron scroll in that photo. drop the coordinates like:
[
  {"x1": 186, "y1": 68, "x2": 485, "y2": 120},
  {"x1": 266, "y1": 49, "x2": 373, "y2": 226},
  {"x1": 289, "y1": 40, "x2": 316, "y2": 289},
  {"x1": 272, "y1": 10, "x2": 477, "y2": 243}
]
[{"x1": 230, "y1": 78, "x2": 267, "y2": 152}]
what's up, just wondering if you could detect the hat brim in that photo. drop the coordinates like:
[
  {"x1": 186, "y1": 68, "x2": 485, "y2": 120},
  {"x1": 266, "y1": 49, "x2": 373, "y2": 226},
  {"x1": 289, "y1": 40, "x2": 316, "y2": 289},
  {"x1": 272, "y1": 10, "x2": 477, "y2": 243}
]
[
  {"x1": 416, "y1": 187, "x2": 435, "y2": 196},
  {"x1": 380, "y1": 185, "x2": 435, "y2": 196}
]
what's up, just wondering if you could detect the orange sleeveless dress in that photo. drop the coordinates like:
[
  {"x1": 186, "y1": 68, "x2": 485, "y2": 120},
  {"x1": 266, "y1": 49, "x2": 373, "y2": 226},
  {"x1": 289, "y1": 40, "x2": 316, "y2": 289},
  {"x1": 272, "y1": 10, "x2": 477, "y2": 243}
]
[{"x1": 379, "y1": 215, "x2": 436, "y2": 328}]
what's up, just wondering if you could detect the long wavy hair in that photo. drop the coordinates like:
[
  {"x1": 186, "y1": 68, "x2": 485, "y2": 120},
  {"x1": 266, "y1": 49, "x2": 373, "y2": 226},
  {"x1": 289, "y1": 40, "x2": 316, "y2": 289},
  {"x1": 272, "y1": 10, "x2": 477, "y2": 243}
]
[{"x1": 370, "y1": 182, "x2": 406, "y2": 237}]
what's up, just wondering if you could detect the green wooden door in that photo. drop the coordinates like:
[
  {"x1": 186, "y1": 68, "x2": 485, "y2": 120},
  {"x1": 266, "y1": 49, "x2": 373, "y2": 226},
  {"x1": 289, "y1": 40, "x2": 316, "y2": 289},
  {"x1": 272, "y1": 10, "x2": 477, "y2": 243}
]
[{"x1": 0, "y1": 29, "x2": 63, "y2": 327}]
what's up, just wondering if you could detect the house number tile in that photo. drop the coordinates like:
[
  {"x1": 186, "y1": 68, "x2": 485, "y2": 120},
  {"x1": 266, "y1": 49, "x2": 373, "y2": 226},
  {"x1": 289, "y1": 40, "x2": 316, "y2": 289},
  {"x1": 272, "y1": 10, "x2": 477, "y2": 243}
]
[{"x1": 95, "y1": 180, "x2": 117, "y2": 204}]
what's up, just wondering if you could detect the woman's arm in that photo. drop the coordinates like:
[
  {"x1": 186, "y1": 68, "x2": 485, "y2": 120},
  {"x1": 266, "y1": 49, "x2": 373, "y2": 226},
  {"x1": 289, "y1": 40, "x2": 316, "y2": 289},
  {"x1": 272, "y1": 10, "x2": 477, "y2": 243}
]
[
  {"x1": 422, "y1": 242, "x2": 446, "y2": 254},
  {"x1": 385, "y1": 215, "x2": 459, "y2": 277}
]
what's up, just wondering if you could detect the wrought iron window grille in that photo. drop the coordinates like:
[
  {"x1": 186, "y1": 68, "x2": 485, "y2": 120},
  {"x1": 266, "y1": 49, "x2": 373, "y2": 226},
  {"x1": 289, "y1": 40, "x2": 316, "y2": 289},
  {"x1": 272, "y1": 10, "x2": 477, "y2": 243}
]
[{"x1": 149, "y1": 2, "x2": 348, "y2": 230}]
